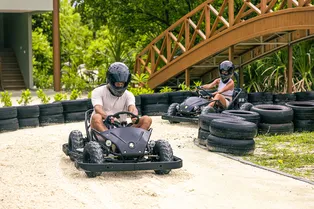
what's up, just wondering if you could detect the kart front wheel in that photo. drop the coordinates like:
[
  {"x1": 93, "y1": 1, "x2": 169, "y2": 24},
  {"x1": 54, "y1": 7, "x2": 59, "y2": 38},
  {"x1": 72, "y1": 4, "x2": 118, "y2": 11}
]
[
  {"x1": 153, "y1": 140, "x2": 174, "y2": 175},
  {"x1": 68, "y1": 130, "x2": 84, "y2": 161},
  {"x1": 83, "y1": 141, "x2": 103, "y2": 178},
  {"x1": 167, "y1": 103, "x2": 180, "y2": 124}
]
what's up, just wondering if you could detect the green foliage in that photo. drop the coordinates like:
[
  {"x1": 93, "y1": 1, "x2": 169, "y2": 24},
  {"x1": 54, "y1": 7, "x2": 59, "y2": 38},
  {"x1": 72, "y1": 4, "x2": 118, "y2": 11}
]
[
  {"x1": 178, "y1": 82, "x2": 191, "y2": 91},
  {"x1": 61, "y1": 66, "x2": 90, "y2": 91},
  {"x1": 54, "y1": 93, "x2": 68, "y2": 102},
  {"x1": 32, "y1": 28, "x2": 53, "y2": 89},
  {"x1": 159, "y1": 86, "x2": 173, "y2": 93},
  {"x1": 36, "y1": 89, "x2": 51, "y2": 104},
  {"x1": 193, "y1": 80, "x2": 202, "y2": 87},
  {"x1": 17, "y1": 89, "x2": 33, "y2": 106},
  {"x1": 88, "y1": 91, "x2": 92, "y2": 99},
  {"x1": 70, "y1": 89, "x2": 82, "y2": 100},
  {"x1": 131, "y1": 73, "x2": 150, "y2": 87},
  {"x1": 128, "y1": 87, "x2": 154, "y2": 96},
  {"x1": 0, "y1": 91, "x2": 13, "y2": 107}
]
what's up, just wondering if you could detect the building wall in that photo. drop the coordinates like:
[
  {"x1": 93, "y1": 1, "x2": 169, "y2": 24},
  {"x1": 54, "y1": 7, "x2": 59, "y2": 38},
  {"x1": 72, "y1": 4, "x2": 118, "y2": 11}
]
[
  {"x1": 4, "y1": 13, "x2": 33, "y2": 88},
  {"x1": 0, "y1": 0, "x2": 52, "y2": 11}
]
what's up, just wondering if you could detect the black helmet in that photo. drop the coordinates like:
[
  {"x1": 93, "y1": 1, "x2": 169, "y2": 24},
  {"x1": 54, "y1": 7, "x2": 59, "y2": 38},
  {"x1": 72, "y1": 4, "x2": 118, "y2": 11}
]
[
  {"x1": 219, "y1": 60, "x2": 235, "y2": 83},
  {"x1": 106, "y1": 62, "x2": 131, "y2": 97}
]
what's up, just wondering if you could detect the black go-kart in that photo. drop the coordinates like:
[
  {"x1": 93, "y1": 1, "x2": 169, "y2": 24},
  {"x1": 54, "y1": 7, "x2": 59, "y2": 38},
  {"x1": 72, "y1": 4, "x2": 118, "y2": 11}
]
[
  {"x1": 162, "y1": 72, "x2": 243, "y2": 124},
  {"x1": 62, "y1": 110, "x2": 183, "y2": 178}
]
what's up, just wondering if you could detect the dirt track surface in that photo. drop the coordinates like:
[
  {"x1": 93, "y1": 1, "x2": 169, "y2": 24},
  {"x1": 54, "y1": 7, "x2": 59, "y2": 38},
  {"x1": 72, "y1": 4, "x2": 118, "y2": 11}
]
[{"x1": 0, "y1": 116, "x2": 313, "y2": 209}]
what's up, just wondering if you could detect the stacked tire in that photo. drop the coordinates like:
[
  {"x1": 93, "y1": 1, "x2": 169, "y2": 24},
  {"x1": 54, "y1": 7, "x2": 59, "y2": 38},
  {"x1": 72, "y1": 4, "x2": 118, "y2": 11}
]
[
  {"x1": 206, "y1": 119, "x2": 257, "y2": 155},
  {"x1": 62, "y1": 99, "x2": 92, "y2": 123},
  {"x1": 135, "y1": 96, "x2": 142, "y2": 116},
  {"x1": 250, "y1": 104, "x2": 294, "y2": 135},
  {"x1": 197, "y1": 113, "x2": 245, "y2": 146},
  {"x1": 248, "y1": 92, "x2": 273, "y2": 105},
  {"x1": 17, "y1": 105, "x2": 40, "y2": 129},
  {"x1": 39, "y1": 102, "x2": 64, "y2": 126},
  {"x1": 295, "y1": 91, "x2": 314, "y2": 101},
  {"x1": 286, "y1": 101, "x2": 314, "y2": 132},
  {"x1": 140, "y1": 93, "x2": 169, "y2": 116},
  {"x1": 273, "y1": 93, "x2": 296, "y2": 105},
  {"x1": 0, "y1": 107, "x2": 19, "y2": 133},
  {"x1": 221, "y1": 110, "x2": 260, "y2": 125},
  {"x1": 167, "y1": 91, "x2": 196, "y2": 104}
]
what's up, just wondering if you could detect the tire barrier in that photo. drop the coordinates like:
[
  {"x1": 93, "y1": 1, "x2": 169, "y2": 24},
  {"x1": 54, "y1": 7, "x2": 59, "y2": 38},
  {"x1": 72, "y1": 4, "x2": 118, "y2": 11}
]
[
  {"x1": 140, "y1": 93, "x2": 170, "y2": 116},
  {"x1": 38, "y1": 102, "x2": 64, "y2": 126},
  {"x1": 17, "y1": 105, "x2": 40, "y2": 129},
  {"x1": 295, "y1": 91, "x2": 314, "y2": 101},
  {"x1": 0, "y1": 107, "x2": 19, "y2": 133},
  {"x1": 62, "y1": 99, "x2": 91, "y2": 123},
  {"x1": 248, "y1": 92, "x2": 273, "y2": 105},
  {"x1": 206, "y1": 119, "x2": 257, "y2": 155},
  {"x1": 250, "y1": 104, "x2": 294, "y2": 135},
  {"x1": 221, "y1": 110, "x2": 260, "y2": 125},
  {"x1": 273, "y1": 93, "x2": 296, "y2": 105},
  {"x1": 285, "y1": 101, "x2": 314, "y2": 132}
]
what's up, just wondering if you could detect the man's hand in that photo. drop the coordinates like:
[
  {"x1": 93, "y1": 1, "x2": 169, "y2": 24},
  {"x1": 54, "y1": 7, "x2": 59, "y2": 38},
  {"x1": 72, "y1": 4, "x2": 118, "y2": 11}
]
[
  {"x1": 131, "y1": 116, "x2": 139, "y2": 124},
  {"x1": 104, "y1": 116, "x2": 115, "y2": 125}
]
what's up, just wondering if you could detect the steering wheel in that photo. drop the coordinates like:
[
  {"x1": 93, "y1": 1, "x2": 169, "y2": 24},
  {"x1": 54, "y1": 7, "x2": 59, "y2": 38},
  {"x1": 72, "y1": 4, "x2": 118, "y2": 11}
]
[
  {"x1": 104, "y1": 111, "x2": 140, "y2": 129},
  {"x1": 196, "y1": 86, "x2": 213, "y2": 98}
]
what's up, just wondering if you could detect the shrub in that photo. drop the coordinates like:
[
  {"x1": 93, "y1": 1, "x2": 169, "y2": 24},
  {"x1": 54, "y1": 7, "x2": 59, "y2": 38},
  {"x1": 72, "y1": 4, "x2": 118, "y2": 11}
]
[
  {"x1": 70, "y1": 89, "x2": 82, "y2": 100},
  {"x1": 159, "y1": 86, "x2": 173, "y2": 93},
  {"x1": 54, "y1": 93, "x2": 68, "y2": 102},
  {"x1": 36, "y1": 89, "x2": 51, "y2": 104},
  {"x1": 0, "y1": 91, "x2": 13, "y2": 107},
  {"x1": 17, "y1": 89, "x2": 33, "y2": 106}
]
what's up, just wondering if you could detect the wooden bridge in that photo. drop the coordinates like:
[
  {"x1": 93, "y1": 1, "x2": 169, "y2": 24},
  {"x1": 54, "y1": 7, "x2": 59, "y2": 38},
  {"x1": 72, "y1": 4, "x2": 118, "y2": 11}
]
[{"x1": 134, "y1": 0, "x2": 314, "y2": 93}]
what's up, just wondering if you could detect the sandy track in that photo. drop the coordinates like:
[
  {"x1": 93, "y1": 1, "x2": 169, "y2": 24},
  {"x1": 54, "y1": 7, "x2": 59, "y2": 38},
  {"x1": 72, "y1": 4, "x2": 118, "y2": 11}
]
[{"x1": 0, "y1": 117, "x2": 313, "y2": 209}]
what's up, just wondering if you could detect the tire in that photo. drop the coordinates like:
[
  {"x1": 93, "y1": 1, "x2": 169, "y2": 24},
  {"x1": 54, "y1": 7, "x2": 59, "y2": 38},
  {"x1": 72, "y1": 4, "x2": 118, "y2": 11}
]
[
  {"x1": 201, "y1": 106, "x2": 216, "y2": 115},
  {"x1": 295, "y1": 91, "x2": 314, "y2": 101},
  {"x1": 210, "y1": 119, "x2": 257, "y2": 140},
  {"x1": 206, "y1": 134, "x2": 255, "y2": 155},
  {"x1": 198, "y1": 113, "x2": 244, "y2": 131},
  {"x1": 62, "y1": 99, "x2": 89, "y2": 113},
  {"x1": 140, "y1": 93, "x2": 169, "y2": 105},
  {"x1": 142, "y1": 104, "x2": 169, "y2": 116},
  {"x1": 248, "y1": 92, "x2": 264, "y2": 103},
  {"x1": 135, "y1": 96, "x2": 141, "y2": 106},
  {"x1": 153, "y1": 139, "x2": 174, "y2": 175},
  {"x1": 250, "y1": 104, "x2": 293, "y2": 124},
  {"x1": 83, "y1": 141, "x2": 103, "y2": 178},
  {"x1": 221, "y1": 110, "x2": 260, "y2": 125},
  {"x1": 258, "y1": 122, "x2": 294, "y2": 135},
  {"x1": 64, "y1": 112, "x2": 85, "y2": 123},
  {"x1": 18, "y1": 118, "x2": 39, "y2": 129},
  {"x1": 0, "y1": 107, "x2": 17, "y2": 120},
  {"x1": 39, "y1": 114, "x2": 65, "y2": 126},
  {"x1": 17, "y1": 105, "x2": 40, "y2": 119},
  {"x1": 0, "y1": 118, "x2": 19, "y2": 133},
  {"x1": 285, "y1": 101, "x2": 314, "y2": 120},
  {"x1": 294, "y1": 119, "x2": 314, "y2": 132},
  {"x1": 167, "y1": 91, "x2": 194, "y2": 103},
  {"x1": 240, "y1": 102, "x2": 253, "y2": 111},
  {"x1": 38, "y1": 102, "x2": 63, "y2": 116},
  {"x1": 198, "y1": 128, "x2": 210, "y2": 146},
  {"x1": 167, "y1": 103, "x2": 180, "y2": 124},
  {"x1": 273, "y1": 93, "x2": 296, "y2": 104},
  {"x1": 68, "y1": 130, "x2": 84, "y2": 161}
]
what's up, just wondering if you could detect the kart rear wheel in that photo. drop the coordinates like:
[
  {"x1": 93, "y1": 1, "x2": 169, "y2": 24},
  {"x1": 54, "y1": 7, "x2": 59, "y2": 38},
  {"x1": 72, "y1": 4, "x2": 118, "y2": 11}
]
[
  {"x1": 153, "y1": 140, "x2": 174, "y2": 175},
  {"x1": 68, "y1": 130, "x2": 84, "y2": 161},
  {"x1": 83, "y1": 141, "x2": 103, "y2": 178},
  {"x1": 167, "y1": 103, "x2": 180, "y2": 124}
]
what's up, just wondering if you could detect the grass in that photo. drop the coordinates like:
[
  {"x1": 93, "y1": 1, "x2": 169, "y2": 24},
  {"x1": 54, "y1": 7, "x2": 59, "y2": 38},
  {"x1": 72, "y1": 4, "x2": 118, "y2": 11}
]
[{"x1": 241, "y1": 132, "x2": 314, "y2": 181}]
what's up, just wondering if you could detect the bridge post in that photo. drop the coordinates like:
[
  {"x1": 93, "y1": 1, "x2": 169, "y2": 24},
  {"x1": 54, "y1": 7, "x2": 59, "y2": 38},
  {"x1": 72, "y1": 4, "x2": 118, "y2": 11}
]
[
  {"x1": 53, "y1": 0, "x2": 61, "y2": 92},
  {"x1": 185, "y1": 69, "x2": 190, "y2": 87},
  {"x1": 287, "y1": 44, "x2": 293, "y2": 93}
]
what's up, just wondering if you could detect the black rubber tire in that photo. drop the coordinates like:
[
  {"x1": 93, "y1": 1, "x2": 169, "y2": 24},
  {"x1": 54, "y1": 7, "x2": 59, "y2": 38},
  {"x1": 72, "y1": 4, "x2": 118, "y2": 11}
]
[
  {"x1": 293, "y1": 119, "x2": 314, "y2": 132},
  {"x1": 201, "y1": 106, "x2": 216, "y2": 115},
  {"x1": 62, "y1": 99, "x2": 90, "y2": 113},
  {"x1": 210, "y1": 119, "x2": 257, "y2": 140},
  {"x1": 0, "y1": 118, "x2": 19, "y2": 133},
  {"x1": 38, "y1": 102, "x2": 63, "y2": 116},
  {"x1": 198, "y1": 128, "x2": 210, "y2": 146},
  {"x1": 39, "y1": 114, "x2": 65, "y2": 126},
  {"x1": 263, "y1": 92, "x2": 273, "y2": 102},
  {"x1": 168, "y1": 91, "x2": 194, "y2": 103},
  {"x1": 83, "y1": 141, "x2": 103, "y2": 178},
  {"x1": 221, "y1": 110, "x2": 260, "y2": 125},
  {"x1": 295, "y1": 91, "x2": 314, "y2": 101},
  {"x1": 153, "y1": 139, "x2": 174, "y2": 175},
  {"x1": 167, "y1": 103, "x2": 180, "y2": 124},
  {"x1": 18, "y1": 118, "x2": 39, "y2": 129},
  {"x1": 68, "y1": 130, "x2": 84, "y2": 161},
  {"x1": 142, "y1": 104, "x2": 169, "y2": 116},
  {"x1": 250, "y1": 104, "x2": 293, "y2": 124},
  {"x1": 258, "y1": 122, "x2": 294, "y2": 135},
  {"x1": 140, "y1": 93, "x2": 169, "y2": 105},
  {"x1": 285, "y1": 101, "x2": 314, "y2": 120},
  {"x1": 135, "y1": 96, "x2": 141, "y2": 106},
  {"x1": 239, "y1": 102, "x2": 253, "y2": 111},
  {"x1": 0, "y1": 107, "x2": 17, "y2": 120},
  {"x1": 248, "y1": 92, "x2": 264, "y2": 103},
  {"x1": 64, "y1": 112, "x2": 85, "y2": 123},
  {"x1": 198, "y1": 113, "x2": 244, "y2": 131},
  {"x1": 17, "y1": 105, "x2": 40, "y2": 119},
  {"x1": 136, "y1": 105, "x2": 142, "y2": 116},
  {"x1": 273, "y1": 93, "x2": 296, "y2": 104},
  {"x1": 206, "y1": 134, "x2": 255, "y2": 155}
]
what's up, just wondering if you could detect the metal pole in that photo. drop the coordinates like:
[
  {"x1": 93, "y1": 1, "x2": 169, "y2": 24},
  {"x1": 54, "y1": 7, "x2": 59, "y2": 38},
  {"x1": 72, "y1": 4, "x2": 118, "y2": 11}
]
[
  {"x1": 287, "y1": 45, "x2": 293, "y2": 93},
  {"x1": 53, "y1": 0, "x2": 61, "y2": 92}
]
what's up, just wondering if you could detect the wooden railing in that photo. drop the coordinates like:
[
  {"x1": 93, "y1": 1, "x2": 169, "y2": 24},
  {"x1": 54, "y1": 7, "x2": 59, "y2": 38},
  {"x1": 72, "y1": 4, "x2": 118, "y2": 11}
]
[
  {"x1": 0, "y1": 57, "x2": 3, "y2": 91},
  {"x1": 135, "y1": 0, "x2": 313, "y2": 76}
]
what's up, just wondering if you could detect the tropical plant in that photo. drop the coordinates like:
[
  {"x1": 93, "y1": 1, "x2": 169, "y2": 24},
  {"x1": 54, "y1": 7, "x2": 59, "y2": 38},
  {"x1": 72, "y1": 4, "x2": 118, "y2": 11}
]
[
  {"x1": 178, "y1": 82, "x2": 190, "y2": 91},
  {"x1": 36, "y1": 89, "x2": 51, "y2": 104},
  {"x1": 159, "y1": 86, "x2": 173, "y2": 93},
  {"x1": 70, "y1": 89, "x2": 82, "y2": 100},
  {"x1": 54, "y1": 93, "x2": 68, "y2": 102},
  {"x1": 0, "y1": 91, "x2": 13, "y2": 107},
  {"x1": 17, "y1": 89, "x2": 33, "y2": 106},
  {"x1": 131, "y1": 73, "x2": 150, "y2": 87}
]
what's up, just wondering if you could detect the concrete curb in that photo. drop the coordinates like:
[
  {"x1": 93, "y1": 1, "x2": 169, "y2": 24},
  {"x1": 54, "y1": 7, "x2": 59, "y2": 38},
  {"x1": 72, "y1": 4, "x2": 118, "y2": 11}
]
[{"x1": 193, "y1": 138, "x2": 314, "y2": 186}]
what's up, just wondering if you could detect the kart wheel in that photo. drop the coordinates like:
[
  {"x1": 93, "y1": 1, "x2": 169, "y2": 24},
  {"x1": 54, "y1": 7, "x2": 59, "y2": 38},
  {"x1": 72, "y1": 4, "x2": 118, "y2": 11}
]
[
  {"x1": 201, "y1": 106, "x2": 215, "y2": 115},
  {"x1": 153, "y1": 140, "x2": 174, "y2": 175},
  {"x1": 167, "y1": 103, "x2": 180, "y2": 124},
  {"x1": 239, "y1": 102, "x2": 253, "y2": 111},
  {"x1": 68, "y1": 130, "x2": 84, "y2": 161},
  {"x1": 83, "y1": 141, "x2": 103, "y2": 178}
]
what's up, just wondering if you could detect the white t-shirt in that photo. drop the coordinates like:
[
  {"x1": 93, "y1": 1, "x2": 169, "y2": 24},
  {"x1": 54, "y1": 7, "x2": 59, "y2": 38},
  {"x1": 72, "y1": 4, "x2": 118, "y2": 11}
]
[
  {"x1": 218, "y1": 79, "x2": 234, "y2": 98},
  {"x1": 91, "y1": 85, "x2": 135, "y2": 122}
]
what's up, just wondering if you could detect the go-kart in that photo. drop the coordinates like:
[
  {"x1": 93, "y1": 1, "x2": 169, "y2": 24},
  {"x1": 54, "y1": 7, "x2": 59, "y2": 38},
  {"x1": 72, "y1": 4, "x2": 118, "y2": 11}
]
[
  {"x1": 62, "y1": 110, "x2": 183, "y2": 178},
  {"x1": 162, "y1": 72, "x2": 243, "y2": 123}
]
